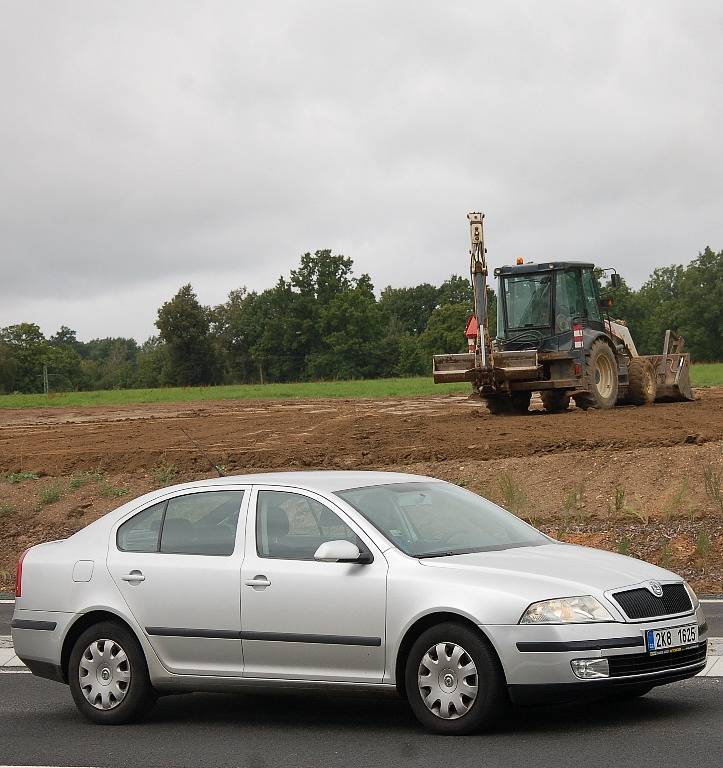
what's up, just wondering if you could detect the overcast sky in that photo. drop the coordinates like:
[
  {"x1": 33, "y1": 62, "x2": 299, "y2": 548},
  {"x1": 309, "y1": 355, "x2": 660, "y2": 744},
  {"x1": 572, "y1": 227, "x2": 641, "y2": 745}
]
[{"x1": 1, "y1": 1, "x2": 721, "y2": 342}]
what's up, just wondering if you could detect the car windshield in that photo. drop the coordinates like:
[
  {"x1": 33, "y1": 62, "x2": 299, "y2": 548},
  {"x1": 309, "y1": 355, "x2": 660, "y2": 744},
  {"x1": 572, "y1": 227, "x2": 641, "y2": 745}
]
[
  {"x1": 502, "y1": 273, "x2": 552, "y2": 331},
  {"x1": 335, "y1": 482, "x2": 548, "y2": 558}
]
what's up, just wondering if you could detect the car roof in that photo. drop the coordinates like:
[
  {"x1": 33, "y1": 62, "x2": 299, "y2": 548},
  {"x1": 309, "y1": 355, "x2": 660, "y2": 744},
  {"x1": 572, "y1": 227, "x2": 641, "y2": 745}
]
[{"x1": 161, "y1": 470, "x2": 441, "y2": 494}]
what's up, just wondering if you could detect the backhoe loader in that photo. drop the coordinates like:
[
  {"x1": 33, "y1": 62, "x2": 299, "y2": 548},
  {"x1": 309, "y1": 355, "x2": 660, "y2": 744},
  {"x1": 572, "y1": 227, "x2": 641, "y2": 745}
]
[{"x1": 432, "y1": 213, "x2": 693, "y2": 413}]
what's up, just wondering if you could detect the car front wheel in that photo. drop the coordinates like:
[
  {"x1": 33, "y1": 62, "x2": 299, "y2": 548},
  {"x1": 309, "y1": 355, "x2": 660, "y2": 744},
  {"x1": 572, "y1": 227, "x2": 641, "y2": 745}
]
[
  {"x1": 68, "y1": 621, "x2": 156, "y2": 725},
  {"x1": 404, "y1": 622, "x2": 507, "y2": 734}
]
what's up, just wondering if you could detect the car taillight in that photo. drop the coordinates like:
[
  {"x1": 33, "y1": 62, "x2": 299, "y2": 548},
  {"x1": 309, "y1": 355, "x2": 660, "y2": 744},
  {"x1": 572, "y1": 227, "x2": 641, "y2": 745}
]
[{"x1": 15, "y1": 548, "x2": 30, "y2": 598}]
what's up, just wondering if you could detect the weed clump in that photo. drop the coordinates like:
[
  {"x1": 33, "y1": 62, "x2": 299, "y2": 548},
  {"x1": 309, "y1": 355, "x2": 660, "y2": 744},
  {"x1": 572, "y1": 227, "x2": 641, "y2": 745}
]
[
  {"x1": 38, "y1": 483, "x2": 62, "y2": 506},
  {"x1": 4, "y1": 471, "x2": 39, "y2": 484},
  {"x1": 152, "y1": 461, "x2": 179, "y2": 487}
]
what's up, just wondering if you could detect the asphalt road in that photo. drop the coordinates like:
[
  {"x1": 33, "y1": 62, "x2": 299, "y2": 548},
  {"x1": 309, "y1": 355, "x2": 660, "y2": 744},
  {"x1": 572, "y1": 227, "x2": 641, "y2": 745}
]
[
  {"x1": 2, "y1": 601, "x2": 721, "y2": 637},
  {"x1": 0, "y1": 674, "x2": 721, "y2": 768},
  {"x1": 1, "y1": 600, "x2": 721, "y2": 767}
]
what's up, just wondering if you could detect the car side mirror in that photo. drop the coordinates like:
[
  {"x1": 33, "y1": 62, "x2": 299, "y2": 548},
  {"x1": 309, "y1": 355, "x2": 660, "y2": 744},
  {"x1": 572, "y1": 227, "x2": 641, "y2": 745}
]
[
  {"x1": 610, "y1": 273, "x2": 621, "y2": 289},
  {"x1": 314, "y1": 540, "x2": 369, "y2": 563}
]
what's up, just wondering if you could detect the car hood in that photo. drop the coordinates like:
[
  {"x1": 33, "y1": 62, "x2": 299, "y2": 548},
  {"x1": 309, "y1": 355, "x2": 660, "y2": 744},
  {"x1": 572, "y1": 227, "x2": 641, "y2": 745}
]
[{"x1": 418, "y1": 542, "x2": 677, "y2": 595}]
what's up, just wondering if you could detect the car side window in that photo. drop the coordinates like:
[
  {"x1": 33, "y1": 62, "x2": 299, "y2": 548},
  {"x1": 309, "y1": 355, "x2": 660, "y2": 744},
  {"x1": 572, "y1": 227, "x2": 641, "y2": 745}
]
[
  {"x1": 117, "y1": 501, "x2": 165, "y2": 552},
  {"x1": 256, "y1": 490, "x2": 360, "y2": 560},
  {"x1": 160, "y1": 490, "x2": 244, "y2": 556},
  {"x1": 117, "y1": 490, "x2": 244, "y2": 556}
]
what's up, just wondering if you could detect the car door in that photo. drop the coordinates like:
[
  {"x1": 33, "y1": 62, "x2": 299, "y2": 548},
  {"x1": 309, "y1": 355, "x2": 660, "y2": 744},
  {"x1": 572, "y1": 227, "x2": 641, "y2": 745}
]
[
  {"x1": 107, "y1": 486, "x2": 249, "y2": 676},
  {"x1": 240, "y1": 486, "x2": 388, "y2": 683}
]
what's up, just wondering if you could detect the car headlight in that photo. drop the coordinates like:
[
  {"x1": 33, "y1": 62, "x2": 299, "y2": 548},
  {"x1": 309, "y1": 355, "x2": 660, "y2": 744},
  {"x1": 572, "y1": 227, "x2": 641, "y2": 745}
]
[
  {"x1": 684, "y1": 581, "x2": 700, "y2": 609},
  {"x1": 519, "y1": 596, "x2": 613, "y2": 624}
]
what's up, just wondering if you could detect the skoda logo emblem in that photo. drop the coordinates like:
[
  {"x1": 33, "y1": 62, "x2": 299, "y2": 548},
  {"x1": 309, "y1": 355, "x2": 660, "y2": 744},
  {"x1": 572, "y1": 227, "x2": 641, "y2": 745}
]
[{"x1": 648, "y1": 580, "x2": 663, "y2": 597}]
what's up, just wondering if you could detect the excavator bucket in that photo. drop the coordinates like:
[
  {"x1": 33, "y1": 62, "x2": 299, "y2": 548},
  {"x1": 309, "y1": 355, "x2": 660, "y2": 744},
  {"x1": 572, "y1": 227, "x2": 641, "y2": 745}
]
[
  {"x1": 648, "y1": 352, "x2": 694, "y2": 401},
  {"x1": 646, "y1": 331, "x2": 694, "y2": 402}
]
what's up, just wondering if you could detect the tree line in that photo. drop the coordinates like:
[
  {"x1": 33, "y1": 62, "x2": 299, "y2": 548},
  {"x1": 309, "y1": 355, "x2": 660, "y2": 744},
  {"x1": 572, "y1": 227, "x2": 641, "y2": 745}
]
[{"x1": 0, "y1": 247, "x2": 720, "y2": 394}]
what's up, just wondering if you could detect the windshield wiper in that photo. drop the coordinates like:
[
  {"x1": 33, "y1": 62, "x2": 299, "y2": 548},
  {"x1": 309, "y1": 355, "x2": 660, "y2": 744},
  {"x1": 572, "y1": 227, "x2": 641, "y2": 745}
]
[{"x1": 416, "y1": 549, "x2": 475, "y2": 559}]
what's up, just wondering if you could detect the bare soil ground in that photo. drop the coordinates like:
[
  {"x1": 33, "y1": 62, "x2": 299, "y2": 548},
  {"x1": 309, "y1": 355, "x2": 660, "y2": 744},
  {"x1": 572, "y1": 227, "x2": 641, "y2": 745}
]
[{"x1": 1, "y1": 388, "x2": 721, "y2": 593}]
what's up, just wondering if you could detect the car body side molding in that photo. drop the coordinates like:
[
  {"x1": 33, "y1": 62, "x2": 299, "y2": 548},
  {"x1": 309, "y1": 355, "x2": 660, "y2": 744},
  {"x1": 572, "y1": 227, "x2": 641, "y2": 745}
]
[
  {"x1": 11, "y1": 619, "x2": 57, "y2": 631},
  {"x1": 516, "y1": 636, "x2": 644, "y2": 652},
  {"x1": 145, "y1": 626, "x2": 382, "y2": 647}
]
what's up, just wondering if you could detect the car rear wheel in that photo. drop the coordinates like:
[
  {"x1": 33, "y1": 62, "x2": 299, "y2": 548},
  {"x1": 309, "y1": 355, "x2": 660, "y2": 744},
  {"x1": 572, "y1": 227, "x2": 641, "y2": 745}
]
[
  {"x1": 404, "y1": 622, "x2": 506, "y2": 734},
  {"x1": 68, "y1": 621, "x2": 156, "y2": 725}
]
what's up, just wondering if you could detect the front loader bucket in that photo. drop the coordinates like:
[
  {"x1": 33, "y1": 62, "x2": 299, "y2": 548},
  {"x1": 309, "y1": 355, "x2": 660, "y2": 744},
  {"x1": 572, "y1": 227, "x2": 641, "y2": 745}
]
[
  {"x1": 646, "y1": 352, "x2": 694, "y2": 401},
  {"x1": 432, "y1": 353, "x2": 476, "y2": 383}
]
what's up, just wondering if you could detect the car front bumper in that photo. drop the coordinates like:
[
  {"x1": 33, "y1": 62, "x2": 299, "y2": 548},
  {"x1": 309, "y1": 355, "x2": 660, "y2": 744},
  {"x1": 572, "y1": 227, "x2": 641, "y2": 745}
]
[{"x1": 483, "y1": 605, "x2": 708, "y2": 705}]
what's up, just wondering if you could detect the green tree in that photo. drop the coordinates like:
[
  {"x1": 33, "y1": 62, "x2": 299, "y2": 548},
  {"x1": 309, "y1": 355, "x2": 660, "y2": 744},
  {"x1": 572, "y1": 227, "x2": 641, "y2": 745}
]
[
  {"x1": 308, "y1": 274, "x2": 384, "y2": 379},
  {"x1": 419, "y1": 303, "x2": 471, "y2": 358},
  {"x1": 0, "y1": 340, "x2": 18, "y2": 393},
  {"x1": 378, "y1": 283, "x2": 439, "y2": 335},
  {"x1": 0, "y1": 323, "x2": 48, "y2": 392},
  {"x1": 156, "y1": 284, "x2": 218, "y2": 385},
  {"x1": 135, "y1": 337, "x2": 170, "y2": 388},
  {"x1": 676, "y1": 248, "x2": 722, "y2": 361},
  {"x1": 438, "y1": 275, "x2": 472, "y2": 306}
]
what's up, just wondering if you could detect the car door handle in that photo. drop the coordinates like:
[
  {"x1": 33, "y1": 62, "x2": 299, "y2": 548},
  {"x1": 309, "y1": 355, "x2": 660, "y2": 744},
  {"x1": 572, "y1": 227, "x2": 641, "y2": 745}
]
[
  {"x1": 244, "y1": 576, "x2": 271, "y2": 588},
  {"x1": 121, "y1": 570, "x2": 145, "y2": 583}
]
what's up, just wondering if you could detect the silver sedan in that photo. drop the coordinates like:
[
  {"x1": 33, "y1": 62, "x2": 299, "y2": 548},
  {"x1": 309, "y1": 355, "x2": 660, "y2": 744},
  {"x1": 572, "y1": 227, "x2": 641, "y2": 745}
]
[{"x1": 11, "y1": 471, "x2": 707, "y2": 734}]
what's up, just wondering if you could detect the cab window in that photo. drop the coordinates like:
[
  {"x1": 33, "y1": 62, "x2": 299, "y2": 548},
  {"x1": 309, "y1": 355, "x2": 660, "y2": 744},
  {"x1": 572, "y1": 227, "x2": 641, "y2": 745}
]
[
  {"x1": 554, "y1": 269, "x2": 586, "y2": 332},
  {"x1": 256, "y1": 490, "x2": 360, "y2": 560},
  {"x1": 581, "y1": 269, "x2": 602, "y2": 322}
]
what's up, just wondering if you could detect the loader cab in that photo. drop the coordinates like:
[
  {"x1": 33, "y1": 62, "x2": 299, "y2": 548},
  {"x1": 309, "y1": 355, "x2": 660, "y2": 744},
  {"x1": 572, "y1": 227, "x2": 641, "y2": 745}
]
[{"x1": 495, "y1": 262, "x2": 603, "y2": 348}]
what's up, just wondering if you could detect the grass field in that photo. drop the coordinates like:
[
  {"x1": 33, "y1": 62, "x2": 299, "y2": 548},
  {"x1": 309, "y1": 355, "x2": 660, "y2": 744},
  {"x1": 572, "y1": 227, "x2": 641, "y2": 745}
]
[{"x1": 0, "y1": 363, "x2": 720, "y2": 409}]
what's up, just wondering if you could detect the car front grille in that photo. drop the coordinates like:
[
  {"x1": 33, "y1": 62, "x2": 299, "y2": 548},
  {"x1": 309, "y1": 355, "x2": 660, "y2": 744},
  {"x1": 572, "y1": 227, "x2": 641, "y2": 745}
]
[
  {"x1": 607, "y1": 642, "x2": 707, "y2": 678},
  {"x1": 612, "y1": 583, "x2": 692, "y2": 619}
]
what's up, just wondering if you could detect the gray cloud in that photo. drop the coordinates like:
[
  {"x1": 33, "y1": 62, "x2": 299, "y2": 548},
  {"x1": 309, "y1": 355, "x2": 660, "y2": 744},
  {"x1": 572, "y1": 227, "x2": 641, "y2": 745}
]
[{"x1": 1, "y1": 0, "x2": 722, "y2": 340}]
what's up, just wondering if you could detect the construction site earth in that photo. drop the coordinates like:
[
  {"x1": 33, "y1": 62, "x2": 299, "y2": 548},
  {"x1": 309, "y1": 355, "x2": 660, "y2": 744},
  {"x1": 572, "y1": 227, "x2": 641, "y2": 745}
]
[{"x1": 1, "y1": 388, "x2": 721, "y2": 594}]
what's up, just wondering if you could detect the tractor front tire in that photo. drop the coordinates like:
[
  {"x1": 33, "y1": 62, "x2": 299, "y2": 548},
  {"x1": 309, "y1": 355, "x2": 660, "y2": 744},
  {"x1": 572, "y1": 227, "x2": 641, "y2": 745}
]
[
  {"x1": 576, "y1": 341, "x2": 619, "y2": 410},
  {"x1": 541, "y1": 391, "x2": 571, "y2": 413},
  {"x1": 626, "y1": 358, "x2": 657, "y2": 405}
]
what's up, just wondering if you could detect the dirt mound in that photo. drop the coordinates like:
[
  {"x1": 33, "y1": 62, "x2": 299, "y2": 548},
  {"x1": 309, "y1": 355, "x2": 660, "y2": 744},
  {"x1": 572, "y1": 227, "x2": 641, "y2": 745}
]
[
  {"x1": 1, "y1": 389, "x2": 721, "y2": 476},
  {"x1": 1, "y1": 388, "x2": 721, "y2": 593}
]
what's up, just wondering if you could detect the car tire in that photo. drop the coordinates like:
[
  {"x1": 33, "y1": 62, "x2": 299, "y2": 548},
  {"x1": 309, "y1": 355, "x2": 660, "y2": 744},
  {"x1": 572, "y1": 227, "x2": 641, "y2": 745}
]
[
  {"x1": 68, "y1": 621, "x2": 156, "y2": 725},
  {"x1": 404, "y1": 622, "x2": 507, "y2": 735}
]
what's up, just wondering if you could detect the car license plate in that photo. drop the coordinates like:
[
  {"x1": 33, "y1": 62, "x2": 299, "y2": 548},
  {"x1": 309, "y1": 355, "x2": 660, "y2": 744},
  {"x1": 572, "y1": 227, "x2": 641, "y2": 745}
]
[{"x1": 646, "y1": 624, "x2": 698, "y2": 654}]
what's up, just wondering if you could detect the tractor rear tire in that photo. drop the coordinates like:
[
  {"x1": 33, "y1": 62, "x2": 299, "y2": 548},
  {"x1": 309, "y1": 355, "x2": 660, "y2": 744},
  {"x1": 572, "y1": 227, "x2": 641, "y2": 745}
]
[
  {"x1": 510, "y1": 391, "x2": 532, "y2": 414},
  {"x1": 484, "y1": 395, "x2": 511, "y2": 415},
  {"x1": 485, "y1": 392, "x2": 531, "y2": 415},
  {"x1": 576, "y1": 341, "x2": 619, "y2": 410},
  {"x1": 541, "y1": 391, "x2": 571, "y2": 413},
  {"x1": 626, "y1": 358, "x2": 657, "y2": 405}
]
